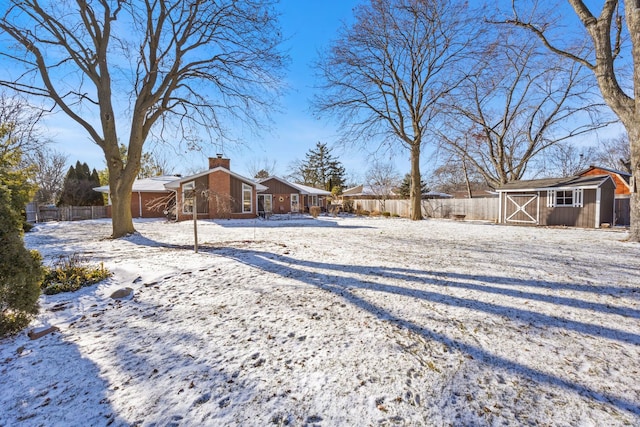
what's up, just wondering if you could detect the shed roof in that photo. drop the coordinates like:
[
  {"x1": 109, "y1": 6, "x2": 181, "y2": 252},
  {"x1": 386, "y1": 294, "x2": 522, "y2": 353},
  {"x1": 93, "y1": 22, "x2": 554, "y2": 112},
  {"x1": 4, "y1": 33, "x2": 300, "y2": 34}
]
[
  {"x1": 94, "y1": 175, "x2": 181, "y2": 194},
  {"x1": 496, "y1": 174, "x2": 615, "y2": 192}
]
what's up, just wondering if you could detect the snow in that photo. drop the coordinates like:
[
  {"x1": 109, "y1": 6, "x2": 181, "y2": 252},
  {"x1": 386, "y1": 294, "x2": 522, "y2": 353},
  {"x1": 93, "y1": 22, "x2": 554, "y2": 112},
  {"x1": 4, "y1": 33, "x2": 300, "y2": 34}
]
[{"x1": 2, "y1": 216, "x2": 640, "y2": 426}]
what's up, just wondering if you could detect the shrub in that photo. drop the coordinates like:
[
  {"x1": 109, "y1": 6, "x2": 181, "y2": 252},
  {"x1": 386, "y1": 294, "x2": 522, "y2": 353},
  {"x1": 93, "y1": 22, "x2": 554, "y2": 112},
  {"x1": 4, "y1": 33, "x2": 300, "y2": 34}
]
[
  {"x1": 356, "y1": 209, "x2": 370, "y2": 216},
  {"x1": 342, "y1": 200, "x2": 354, "y2": 213},
  {"x1": 392, "y1": 213, "x2": 400, "y2": 218},
  {"x1": 382, "y1": 211, "x2": 391, "y2": 217},
  {"x1": 309, "y1": 206, "x2": 321, "y2": 218},
  {"x1": 0, "y1": 186, "x2": 44, "y2": 337},
  {"x1": 41, "y1": 254, "x2": 111, "y2": 295},
  {"x1": 370, "y1": 210, "x2": 381, "y2": 217}
]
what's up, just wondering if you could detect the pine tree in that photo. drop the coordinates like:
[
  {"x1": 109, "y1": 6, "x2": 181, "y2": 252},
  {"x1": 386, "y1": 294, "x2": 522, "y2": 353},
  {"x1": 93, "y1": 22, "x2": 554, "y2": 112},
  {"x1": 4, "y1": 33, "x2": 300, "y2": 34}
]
[
  {"x1": 57, "y1": 162, "x2": 104, "y2": 206},
  {"x1": 301, "y1": 142, "x2": 346, "y2": 192},
  {"x1": 398, "y1": 173, "x2": 427, "y2": 198}
]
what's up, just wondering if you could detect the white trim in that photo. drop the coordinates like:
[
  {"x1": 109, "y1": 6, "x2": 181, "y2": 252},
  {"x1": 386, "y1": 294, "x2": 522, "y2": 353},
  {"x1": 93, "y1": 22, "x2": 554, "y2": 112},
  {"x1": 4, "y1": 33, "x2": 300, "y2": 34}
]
[
  {"x1": 595, "y1": 187, "x2": 601, "y2": 228},
  {"x1": 242, "y1": 183, "x2": 253, "y2": 213}
]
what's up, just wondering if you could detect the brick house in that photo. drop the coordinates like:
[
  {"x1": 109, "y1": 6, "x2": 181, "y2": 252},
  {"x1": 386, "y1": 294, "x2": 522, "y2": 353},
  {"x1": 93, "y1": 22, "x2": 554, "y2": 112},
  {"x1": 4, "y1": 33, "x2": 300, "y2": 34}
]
[{"x1": 164, "y1": 156, "x2": 266, "y2": 221}]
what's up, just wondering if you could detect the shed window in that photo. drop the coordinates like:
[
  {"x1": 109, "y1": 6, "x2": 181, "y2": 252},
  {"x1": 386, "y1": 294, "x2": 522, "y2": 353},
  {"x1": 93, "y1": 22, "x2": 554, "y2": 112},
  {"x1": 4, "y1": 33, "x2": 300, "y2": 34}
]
[
  {"x1": 547, "y1": 189, "x2": 583, "y2": 208},
  {"x1": 242, "y1": 184, "x2": 252, "y2": 213}
]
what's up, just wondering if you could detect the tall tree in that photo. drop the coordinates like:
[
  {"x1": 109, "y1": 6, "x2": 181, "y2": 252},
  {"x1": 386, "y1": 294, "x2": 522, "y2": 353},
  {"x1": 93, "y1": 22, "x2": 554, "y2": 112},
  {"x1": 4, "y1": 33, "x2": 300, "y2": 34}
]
[
  {"x1": 441, "y1": 30, "x2": 611, "y2": 188},
  {"x1": 503, "y1": 1, "x2": 640, "y2": 241},
  {"x1": 0, "y1": 0, "x2": 285, "y2": 237},
  {"x1": 314, "y1": 0, "x2": 478, "y2": 220},
  {"x1": 299, "y1": 142, "x2": 346, "y2": 192}
]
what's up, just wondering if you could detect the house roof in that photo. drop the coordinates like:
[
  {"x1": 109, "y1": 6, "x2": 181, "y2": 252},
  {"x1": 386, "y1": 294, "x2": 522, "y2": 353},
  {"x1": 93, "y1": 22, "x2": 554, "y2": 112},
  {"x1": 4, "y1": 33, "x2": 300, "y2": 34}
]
[
  {"x1": 164, "y1": 167, "x2": 267, "y2": 192},
  {"x1": 496, "y1": 174, "x2": 615, "y2": 192},
  {"x1": 257, "y1": 176, "x2": 332, "y2": 196},
  {"x1": 342, "y1": 184, "x2": 397, "y2": 197},
  {"x1": 94, "y1": 175, "x2": 181, "y2": 194},
  {"x1": 577, "y1": 165, "x2": 631, "y2": 178}
]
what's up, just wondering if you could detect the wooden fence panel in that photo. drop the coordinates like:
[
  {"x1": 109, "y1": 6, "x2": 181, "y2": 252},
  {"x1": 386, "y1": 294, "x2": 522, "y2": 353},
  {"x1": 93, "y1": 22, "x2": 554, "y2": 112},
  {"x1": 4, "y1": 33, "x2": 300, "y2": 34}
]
[
  {"x1": 346, "y1": 198, "x2": 499, "y2": 221},
  {"x1": 26, "y1": 205, "x2": 109, "y2": 222}
]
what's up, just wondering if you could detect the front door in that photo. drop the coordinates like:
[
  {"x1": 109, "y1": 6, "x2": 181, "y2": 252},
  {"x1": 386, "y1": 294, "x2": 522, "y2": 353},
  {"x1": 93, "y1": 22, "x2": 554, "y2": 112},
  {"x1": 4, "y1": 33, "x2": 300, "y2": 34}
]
[{"x1": 291, "y1": 194, "x2": 299, "y2": 213}]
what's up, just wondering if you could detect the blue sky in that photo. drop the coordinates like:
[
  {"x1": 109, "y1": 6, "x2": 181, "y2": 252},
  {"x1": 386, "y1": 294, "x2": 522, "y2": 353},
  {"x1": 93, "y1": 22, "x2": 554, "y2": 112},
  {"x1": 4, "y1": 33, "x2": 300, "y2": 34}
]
[
  {"x1": 43, "y1": 0, "x2": 393, "y2": 182},
  {"x1": 37, "y1": 1, "x2": 624, "y2": 183}
]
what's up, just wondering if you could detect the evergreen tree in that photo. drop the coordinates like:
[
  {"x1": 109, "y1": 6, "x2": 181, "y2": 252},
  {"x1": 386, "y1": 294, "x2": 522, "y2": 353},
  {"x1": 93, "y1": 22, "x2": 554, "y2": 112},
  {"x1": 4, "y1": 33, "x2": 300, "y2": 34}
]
[
  {"x1": 0, "y1": 126, "x2": 43, "y2": 336},
  {"x1": 0, "y1": 125, "x2": 37, "y2": 224},
  {"x1": 57, "y1": 162, "x2": 104, "y2": 206},
  {"x1": 301, "y1": 142, "x2": 346, "y2": 192},
  {"x1": 398, "y1": 173, "x2": 427, "y2": 198}
]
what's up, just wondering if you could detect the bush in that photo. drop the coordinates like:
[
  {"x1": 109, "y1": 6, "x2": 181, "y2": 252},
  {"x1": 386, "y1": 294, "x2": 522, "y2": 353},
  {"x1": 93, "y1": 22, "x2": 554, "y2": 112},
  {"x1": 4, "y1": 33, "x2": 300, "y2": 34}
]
[
  {"x1": 41, "y1": 254, "x2": 111, "y2": 295},
  {"x1": 382, "y1": 211, "x2": 391, "y2": 217},
  {"x1": 342, "y1": 200, "x2": 354, "y2": 213},
  {"x1": 0, "y1": 186, "x2": 44, "y2": 337},
  {"x1": 356, "y1": 209, "x2": 370, "y2": 216},
  {"x1": 370, "y1": 210, "x2": 381, "y2": 217},
  {"x1": 309, "y1": 206, "x2": 321, "y2": 218}
]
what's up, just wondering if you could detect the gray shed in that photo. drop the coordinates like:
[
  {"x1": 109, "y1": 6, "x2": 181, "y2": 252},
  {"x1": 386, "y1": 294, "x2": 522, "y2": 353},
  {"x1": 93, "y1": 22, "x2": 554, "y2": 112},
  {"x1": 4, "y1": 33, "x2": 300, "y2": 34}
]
[{"x1": 496, "y1": 175, "x2": 616, "y2": 228}]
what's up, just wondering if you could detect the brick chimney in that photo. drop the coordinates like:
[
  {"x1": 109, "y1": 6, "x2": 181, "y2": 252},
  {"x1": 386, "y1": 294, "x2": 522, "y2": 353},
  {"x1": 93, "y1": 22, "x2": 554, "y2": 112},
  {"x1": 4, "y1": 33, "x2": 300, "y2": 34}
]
[{"x1": 209, "y1": 154, "x2": 230, "y2": 170}]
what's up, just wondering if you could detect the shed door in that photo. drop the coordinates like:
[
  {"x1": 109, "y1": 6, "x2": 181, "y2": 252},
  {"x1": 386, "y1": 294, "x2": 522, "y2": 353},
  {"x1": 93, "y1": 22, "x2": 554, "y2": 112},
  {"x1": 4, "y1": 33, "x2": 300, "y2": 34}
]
[{"x1": 504, "y1": 194, "x2": 539, "y2": 224}]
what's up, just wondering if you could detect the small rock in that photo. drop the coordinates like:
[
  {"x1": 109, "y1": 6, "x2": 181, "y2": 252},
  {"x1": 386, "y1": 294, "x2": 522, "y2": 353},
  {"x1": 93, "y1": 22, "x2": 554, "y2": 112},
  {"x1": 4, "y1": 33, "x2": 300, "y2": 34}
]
[
  {"x1": 110, "y1": 287, "x2": 133, "y2": 300},
  {"x1": 28, "y1": 326, "x2": 60, "y2": 340}
]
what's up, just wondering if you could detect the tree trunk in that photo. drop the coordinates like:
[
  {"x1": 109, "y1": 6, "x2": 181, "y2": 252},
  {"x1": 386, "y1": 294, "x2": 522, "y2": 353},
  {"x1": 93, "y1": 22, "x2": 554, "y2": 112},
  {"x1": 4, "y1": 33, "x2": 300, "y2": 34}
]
[
  {"x1": 627, "y1": 125, "x2": 639, "y2": 241},
  {"x1": 110, "y1": 183, "x2": 135, "y2": 237},
  {"x1": 106, "y1": 144, "x2": 137, "y2": 237},
  {"x1": 410, "y1": 145, "x2": 423, "y2": 220}
]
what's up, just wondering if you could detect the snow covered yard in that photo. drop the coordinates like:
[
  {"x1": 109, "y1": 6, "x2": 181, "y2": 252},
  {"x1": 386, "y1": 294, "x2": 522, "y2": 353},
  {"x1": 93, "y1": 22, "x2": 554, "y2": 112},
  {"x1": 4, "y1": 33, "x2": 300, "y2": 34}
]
[{"x1": 2, "y1": 216, "x2": 640, "y2": 426}]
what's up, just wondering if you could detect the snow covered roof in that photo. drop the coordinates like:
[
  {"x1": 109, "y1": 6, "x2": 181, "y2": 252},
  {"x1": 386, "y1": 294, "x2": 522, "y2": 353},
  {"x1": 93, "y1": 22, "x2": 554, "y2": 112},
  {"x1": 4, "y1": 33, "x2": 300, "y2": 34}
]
[
  {"x1": 94, "y1": 175, "x2": 181, "y2": 194},
  {"x1": 257, "y1": 176, "x2": 332, "y2": 196},
  {"x1": 164, "y1": 167, "x2": 267, "y2": 192},
  {"x1": 342, "y1": 184, "x2": 397, "y2": 197}
]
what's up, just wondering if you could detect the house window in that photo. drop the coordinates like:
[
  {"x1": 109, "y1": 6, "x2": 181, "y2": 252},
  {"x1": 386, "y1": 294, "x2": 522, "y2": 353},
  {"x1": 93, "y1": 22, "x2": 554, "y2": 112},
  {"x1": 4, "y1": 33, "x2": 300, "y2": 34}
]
[
  {"x1": 309, "y1": 195, "x2": 318, "y2": 207},
  {"x1": 242, "y1": 184, "x2": 252, "y2": 213},
  {"x1": 547, "y1": 189, "x2": 583, "y2": 208},
  {"x1": 182, "y1": 181, "x2": 195, "y2": 214}
]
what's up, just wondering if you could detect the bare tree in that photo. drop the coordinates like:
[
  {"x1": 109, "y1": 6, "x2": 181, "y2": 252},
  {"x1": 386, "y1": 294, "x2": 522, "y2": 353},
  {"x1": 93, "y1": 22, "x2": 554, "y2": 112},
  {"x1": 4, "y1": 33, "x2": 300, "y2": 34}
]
[
  {"x1": 595, "y1": 132, "x2": 631, "y2": 173},
  {"x1": 0, "y1": 92, "x2": 46, "y2": 158},
  {"x1": 541, "y1": 142, "x2": 596, "y2": 178},
  {"x1": 313, "y1": 0, "x2": 478, "y2": 220},
  {"x1": 27, "y1": 147, "x2": 68, "y2": 205},
  {"x1": 440, "y1": 29, "x2": 611, "y2": 188},
  {"x1": 365, "y1": 160, "x2": 400, "y2": 212},
  {"x1": 502, "y1": 0, "x2": 640, "y2": 241},
  {"x1": 427, "y1": 154, "x2": 485, "y2": 197},
  {"x1": 0, "y1": 0, "x2": 285, "y2": 237},
  {"x1": 246, "y1": 157, "x2": 278, "y2": 179}
]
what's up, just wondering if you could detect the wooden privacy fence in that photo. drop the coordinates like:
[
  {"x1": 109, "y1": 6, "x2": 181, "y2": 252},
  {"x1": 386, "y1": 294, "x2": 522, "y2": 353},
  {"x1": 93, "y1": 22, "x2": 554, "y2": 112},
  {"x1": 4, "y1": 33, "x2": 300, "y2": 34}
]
[
  {"x1": 346, "y1": 197, "x2": 499, "y2": 221},
  {"x1": 26, "y1": 203, "x2": 109, "y2": 223}
]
